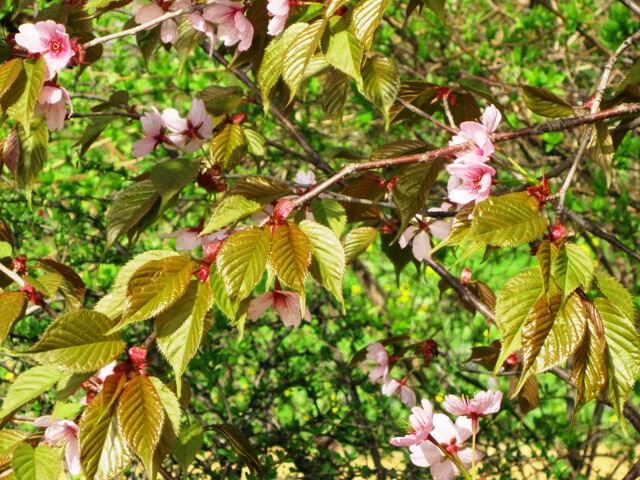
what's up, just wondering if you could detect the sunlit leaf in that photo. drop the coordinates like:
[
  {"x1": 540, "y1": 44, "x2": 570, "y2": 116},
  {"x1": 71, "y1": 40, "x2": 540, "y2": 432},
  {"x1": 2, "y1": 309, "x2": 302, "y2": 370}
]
[
  {"x1": 11, "y1": 443, "x2": 61, "y2": 480},
  {"x1": 594, "y1": 270, "x2": 635, "y2": 321},
  {"x1": 325, "y1": 27, "x2": 363, "y2": 87},
  {"x1": 210, "y1": 123, "x2": 246, "y2": 168},
  {"x1": 0, "y1": 366, "x2": 63, "y2": 419},
  {"x1": 282, "y1": 19, "x2": 326, "y2": 102},
  {"x1": 0, "y1": 291, "x2": 26, "y2": 343},
  {"x1": 343, "y1": 226, "x2": 378, "y2": 262},
  {"x1": 350, "y1": 0, "x2": 388, "y2": 50},
  {"x1": 552, "y1": 243, "x2": 594, "y2": 298},
  {"x1": 269, "y1": 222, "x2": 312, "y2": 291},
  {"x1": 7, "y1": 57, "x2": 45, "y2": 134},
  {"x1": 201, "y1": 195, "x2": 262, "y2": 235},
  {"x1": 361, "y1": 55, "x2": 400, "y2": 127},
  {"x1": 171, "y1": 423, "x2": 204, "y2": 471}
]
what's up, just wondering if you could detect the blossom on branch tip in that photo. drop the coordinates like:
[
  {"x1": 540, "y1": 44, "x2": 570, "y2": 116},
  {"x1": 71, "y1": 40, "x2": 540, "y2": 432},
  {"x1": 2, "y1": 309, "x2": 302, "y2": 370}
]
[
  {"x1": 389, "y1": 399, "x2": 434, "y2": 447},
  {"x1": 449, "y1": 104, "x2": 501, "y2": 162},
  {"x1": 203, "y1": 0, "x2": 254, "y2": 52},
  {"x1": 399, "y1": 213, "x2": 451, "y2": 262},
  {"x1": 163, "y1": 98, "x2": 213, "y2": 152},
  {"x1": 248, "y1": 290, "x2": 311, "y2": 327},
  {"x1": 133, "y1": 107, "x2": 169, "y2": 157},
  {"x1": 267, "y1": 0, "x2": 290, "y2": 36},
  {"x1": 15, "y1": 21, "x2": 74, "y2": 80},
  {"x1": 37, "y1": 84, "x2": 72, "y2": 131},
  {"x1": 33, "y1": 416, "x2": 81, "y2": 476},
  {"x1": 409, "y1": 414, "x2": 478, "y2": 480},
  {"x1": 382, "y1": 378, "x2": 416, "y2": 407},
  {"x1": 294, "y1": 170, "x2": 316, "y2": 187}
]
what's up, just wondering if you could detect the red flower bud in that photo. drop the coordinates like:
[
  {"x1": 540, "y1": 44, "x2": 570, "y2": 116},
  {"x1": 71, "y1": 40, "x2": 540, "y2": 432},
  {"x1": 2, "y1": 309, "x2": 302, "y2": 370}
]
[
  {"x1": 505, "y1": 351, "x2": 519, "y2": 369},
  {"x1": 230, "y1": 112, "x2": 246, "y2": 124},
  {"x1": 386, "y1": 176, "x2": 398, "y2": 193},
  {"x1": 550, "y1": 222, "x2": 567, "y2": 243},
  {"x1": 13, "y1": 255, "x2": 27, "y2": 276},
  {"x1": 417, "y1": 339, "x2": 439, "y2": 365},
  {"x1": 69, "y1": 39, "x2": 85, "y2": 66},
  {"x1": 20, "y1": 285, "x2": 43, "y2": 306},
  {"x1": 197, "y1": 167, "x2": 227, "y2": 193},
  {"x1": 526, "y1": 176, "x2": 550, "y2": 205},
  {"x1": 460, "y1": 267, "x2": 472, "y2": 285},
  {"x1": 272, "y1": 199, "x2": 296, "y2": 222},
  {"x1": 193, "y1": 263, "x2": 211, "y2": 283},
  {"x1": 127, "y1": 347, "x2": 148, "y2": 375}
]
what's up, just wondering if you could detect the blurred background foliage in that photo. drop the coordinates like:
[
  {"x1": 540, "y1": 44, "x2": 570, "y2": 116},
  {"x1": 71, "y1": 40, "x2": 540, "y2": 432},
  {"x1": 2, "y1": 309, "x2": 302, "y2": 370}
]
[{"x1": 1, "y1": 0, "x2": 639, "y2": 478}]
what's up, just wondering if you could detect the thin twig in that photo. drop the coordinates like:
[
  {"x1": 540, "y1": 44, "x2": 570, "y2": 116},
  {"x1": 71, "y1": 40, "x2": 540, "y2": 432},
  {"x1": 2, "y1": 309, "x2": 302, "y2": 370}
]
[
  {"x1": 0, "y1": 262, "x2": 24, "y2": 287},
  {"x1": 397, "y1": 98, "x2": 458, "y2": 134}
]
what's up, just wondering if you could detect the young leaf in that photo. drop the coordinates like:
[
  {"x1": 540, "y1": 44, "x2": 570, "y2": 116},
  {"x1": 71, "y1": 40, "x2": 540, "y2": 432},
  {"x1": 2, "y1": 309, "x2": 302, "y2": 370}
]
[
  {"x1": 393, "y1": 159, "x2": 444, "y2": 233},
  {"x1": 467, "y1": 192, "x2": 547, "y2": 247},
  {"x1": 322, "y1": 70, "x2": 350, "y2": 121},
  {"x1": 0, "y1": 59, "x2": 24, "y2": 110},
  {"x1": 494, "y1": 269, "x2": 544, "y2": 372},
  {"x1": 39, "y1": 258, "x2": 86, "y2": 309},
  {"x1": 7, "y1": 57, "x2": 45, "y2": 134},
  {"x1": 594, "y1": 270, "x2": 635, "y2": 321},
  {"x1": 431, "y1": 203, "x2": 474, "y2": 253},
  {"x1": 150, "y1": 157, "x2": 200, "y2": 204},
  {"x1": 310, "y1": 199, "x2": 347, "y2": 237},
  {"x1": 94, "y1": 250, "x2": 180, "y2": 320},
  {"x1": 0, "y1": 291, "x2": 26, "y2": 343},
  {"x1": 325, "y1": 28, "x2": 364, "y2": 88},
  {"x1": 343, "y1": 226, "x2": 378, "y2": 262},
  {"x1": 116, "y1": 375, "x2": 165, "y2": 475},
  {"x1": 596, "y1": 298, "x2": 640, "y2": 423},
  {"x1": 299, "y1": 220, "x2": 345, "y2": 306},
  {"x1": 552, "y1": 243, "x2": 594, "y2": 298},
  {"x1": 156, "y1": 281, "x2": 213, "y2": 386},
  {"x1": 148, "y1": 377, "x2": 182, "y2": 437},
  {"x1": 350, "y1": 0, "x2": 388, "y2": 50},
  {"x1": 587, "y1": 121, "x2": 615, "y2": 187},
  {"x1": 282, "y1": 19, "x2": 326, "y2": 102},
  {"x1": 0, "y1": 366, "x2": 63, "y2": 419},
  {"x1": 115, "y1": 255, "x2": 194, "y2": 329},
  {"x1": 572, "y1": 299, "x2": 607, "y2": 410},
  {"x1": 171, "y1": 423, "x2": 204, "y2": 471},
  {"x1": 17, "y1": 120, "x2": 48, "y2": 193},
  {"x1": 243, "y1": 128, "x2": 267, "y2": 157},
  {"x1": 201, "y1": 195, "x2": 262, "y2": 235},
  {"x1": 269, "y1": 222, "x2": 312, "y2": 291},
  {"x1": 229, "y1": 176, "x2": 294, "y2": 204},
  {"x1": 0, "y1": 430, "x2": 29, "y2": 463},
  {"x1": 216, "y1": 227, "x2": 271, "y2": 300},
  {"x1": 209, "y1": 123, "x2": 246, "y2": 168},
  {"x1": 361, "y1": 55, "x2": 400, "y2": 127},
  {"x1": 79, "y1": 373, "x2": 129, "y2": 480},
  {"x1": 196, "y1": 86, "x2": 245, "y2": 116},
  {"x1": 522, "y1": 86, "x2": 574, "y2": 118},
  {"x1": 325, "y1": 0, "x2": 346, "y2": 17},
  {"x1": 11, "y1": 443, "x2": 61, "y2": 480},
  {"x1": 105, "y1": 180, "x2": 160, "y2": 250},
  {"x1": 27, "y1": 310, "x2": 125, "y2": 372}
]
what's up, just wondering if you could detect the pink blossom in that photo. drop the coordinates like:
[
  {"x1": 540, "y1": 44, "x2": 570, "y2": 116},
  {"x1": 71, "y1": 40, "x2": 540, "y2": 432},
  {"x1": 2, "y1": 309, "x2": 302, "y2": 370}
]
[
  {"x1": 163, "y1": 98, "x2": 213, "y2": 152},
  {"x1": 365, "y1": 342, "x2": 390, "y2": 383},
  {"x1": 203, "y1": 0, "x2": 254, "y2": 52},
  {"x1": 165, "y1": 226, "x2": 228, "y2": 250},
  {"x1": 446, "y1": 162, "x2": 495, "y2": 205},
  {"x1": 33, "y1": 416, "x2": 81, "y2": 476},
  {"x1": 399, "y1": 214, "x2": 451, "y2": 262},
  {"x1": 36, "y1": 84, "x2": 72, "y2": 131},
  {"x1": 382, "y1": 378, "x2": 416, "y2": 407},
  {"x1": 80, "y1": 361, "x2": 118, "y2": 405},
  {"x1": 15, "y1": 21, "x2": 74, "y2": 80},
  {"x1": 294, "y1": 170, "x2": 316, "y2": 187},
  {"x1": 390, "y1": 399, "x2": 434, "y2": 447},
  {"x1": 248, "y1": 290, "x2": 311, "y2": 327},
  {"x1": 409, "y1": 414, "x2": 478, "y2": 480},
  {"x1": 442, "y1": 389, "x2": 502, "y2": 425},
  {"x1": 267, "y1": 0, "x2": 290, "y2": 36},
  {"x1": 133, "y1": 107, "x2": 169, "y2": 157},
  {"x1": 188, "y1": 12, "x2": 217, "y2": 54},
  {"x1": 135, "y1": 0, "x2": 192, "y2": 44},
  {"x1": 449, "y1": 104, "x2": 501, "y2": 163}
]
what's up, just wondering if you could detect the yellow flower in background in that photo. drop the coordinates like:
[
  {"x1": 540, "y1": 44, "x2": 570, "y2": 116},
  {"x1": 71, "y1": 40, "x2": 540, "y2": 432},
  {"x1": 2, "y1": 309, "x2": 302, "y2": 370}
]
[
  {"x1": 3, "y1": 372, "x2": 14, "y2": 381},
  {"x1": 351, "y1": 284, "x2": 362, "y2": 295},
  {"x1": 435, "y1": 394, "x2": 444, "y2": 403}
]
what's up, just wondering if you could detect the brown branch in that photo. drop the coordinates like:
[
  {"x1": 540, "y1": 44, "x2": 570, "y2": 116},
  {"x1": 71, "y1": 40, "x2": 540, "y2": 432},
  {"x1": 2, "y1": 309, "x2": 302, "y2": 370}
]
[
  {"x1": 619, "y1": 0, "x2": 640, "y2": 16},
  {"x1": 292, "y1": 102, "x2": 640, "y2": 208},
  {"x1": 623, "y1": 460, "x2": 640, "y2": 480}
]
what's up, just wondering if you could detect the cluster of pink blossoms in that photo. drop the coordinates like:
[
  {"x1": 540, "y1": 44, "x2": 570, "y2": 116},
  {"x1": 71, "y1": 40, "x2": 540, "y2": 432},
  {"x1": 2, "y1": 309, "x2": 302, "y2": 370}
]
[
  {"x1": 14, "y1": 20, "x2": 75, "y2": 130},
  {"x1": 133, "y1": 98, "x2": 213, "y2": 156},
  {"x1": 390, "y1": 390, "x2": 502, "y2": 480},
  {"x1": 364, "y1": 342, "x2": 416, "y2": 407},
  {"x1": 446, "y1": 105, "x2": 502, "y2": 205}
]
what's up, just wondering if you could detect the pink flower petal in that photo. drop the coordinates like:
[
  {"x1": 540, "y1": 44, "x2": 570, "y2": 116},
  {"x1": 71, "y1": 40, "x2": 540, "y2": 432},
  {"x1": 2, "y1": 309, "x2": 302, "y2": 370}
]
[
  {"x1": 160, "y1": 19, "x2": 179, "y2": 44},
  {"x1": 430, "y1": 413, "x2": 458, "y2": 445},
  {"x1": 398, "y1": 226, "x2": 418, "y2": 249},
  {"x1": 247, "y1": 292, "x2": 274, "y2": 320},
  {"x1": 15, "y1": 23, "x2": 46, "y2": 53},
  {"x1": 431, "y1": 459, "x2": 458, "y2": 480},
  {"x1": 135, "y1": 3, "x2": 165, "y2": 24},
  {"x1": 481, "y1": 104, "x2": 502, "y2": 133},
  {"x1": 411, "y1": 229, "x2": 431, "y2": 261}
]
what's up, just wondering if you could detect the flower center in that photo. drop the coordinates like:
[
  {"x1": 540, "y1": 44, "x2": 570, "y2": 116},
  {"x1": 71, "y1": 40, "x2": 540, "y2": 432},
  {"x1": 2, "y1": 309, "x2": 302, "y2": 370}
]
[
  {"x1": 445, "y1": 441, "x2": 459, "y2": 456},
  {"x1": 49, "y1": 40, "x2": 62, "y2": 53}
]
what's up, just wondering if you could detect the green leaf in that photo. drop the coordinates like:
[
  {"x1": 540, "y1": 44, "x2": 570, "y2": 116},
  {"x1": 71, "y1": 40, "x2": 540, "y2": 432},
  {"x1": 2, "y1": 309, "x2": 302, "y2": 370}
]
[
  {"x1": 431, "y1": 203, "x2": 474, "y2": 253},
  {"x1": 552, "y1": 243, "x2": 594, "y2": 298},
  {"x1": 209, "y1": 424, "x2": 263, "y2": 475},
  {"x1": 594, "y1": 270, "x2": 635, "y2": 321},
  {"x1": 116, "y1": 375, "x2": 165, "y2": 475},
  {"x1": 216, "y1": 227, "x2": 271, "y2": 300},
  {"x1": 282, "y1": 19, "x2": 327, "y2": 102},
  {"x1": 148, "y1": 377, "x2": 181, "y2": 436},
  {"x1": 361, "y1": 55, "x2": 400, "y2": 127},
  {"x1": 75, "y1": 116, "x2": 114, "y2": 157},
  {"x1": 115, "y1": 255, "x2": 194, "y2": 329},
  {"x1": 16, "y1": 120, "x2": 48, "y2": 194},
  {"x1": 210, "y1": 267, "x2": 240, "y2": 321},
  {"x1": 201, "y1": 195, "x2": 262, "y2": 235},
  {"x1": 243, "y1": 128, "x2": 267, "y2": 157},
  {"x1": 269, "y1": 222, "x2": 312, "y2": 291},
  {"x1": 535, "y1": 292, "x2": 587, "y2": 372},
  {"x1": 467, "y1": 192, "x2": 547, "y2": 247},
  {"x1": 209, "y1": 123, "x2": 246, "y2": 168},
  {"x1": 325, "y1": 0, "x2": 346, "y2": 17},
  {"x1": 299, "y1": 220, "x2": 345, "y2": 306},
  {"x1": 494, "y1": 269, "x2": 544, "y2": 372},
  {"x1": 79, "y1": 373, "x2": 129, "y2": 480},
  {"x1": 325, "y1": 28, "x2": 364, "y2": 87},
  {"x1": 171, "y1": 423, "x2": 204, "y2": 471},
  {"x1": 343, "y1": 226, "x2": 378, "y2": 262},
  {"x1": 587, "y1": 121, "x2": 615, "y2": 187},
  {"x1": 321, "y1": 70, "x2": 350, "y2": 121},
  {"x1": 596, "y1": 298, "x2": 640, "y2": 422},
  {"x1": 0, "y1": 291, "x2": 26, "y2": 343},
  {"x1": 0, "y1": 240, "x2": 11, "y2": 258},
  {"x1": 106, "y1": 180, "x2": 160, "y2": 250},
  {"x1": 393, "y1": 159, "x2": 444, "y2": 232},
  {"x1": 229, "y1": 176, "x2": 294, "y2": 204},
  {"x1": 196, "y1": 86, "x2": 245, "y2": 116},
  {"x1": 425, "y1": 0, "x2": 446, "y2": 19},
  {"x1": 7, "y1": 57, "x2": 45, "y2": 134},
  {"x1": 27, "y1": 310, "x2": 124, "y2": 372},
  {"x1": 94, "y1": 250, "x2": 180, "y2": 320},
  {"x1": 0, "y1": 59, "x2": 24, "y2": 111},
  {"x1": 11, "y1": 443, "x2": 61, "y2": 480},
  {"x1": 0, "y1": 430, "x2": 28, "y2": 463},
  {"x1": 310, "y1": 199, "x2": 347, "y2": 237},
  {"x1": 39, "y1": 258, "x2": 86, "y2": 309},
  {"x1": 350, "y1": 0, "x2": 388, "y2": 50},
  {"x1": 136, "y1": 25, "x2": 161, "y2": 65},
  {"x1": 522, "y1": 86, "x2": 574, "y2": 118},
  {"x1": 572, "y1": 299, "x2": 607, "y2": 409},
  {"x1": 156, "y1": 281, "x2": 213, "y2": 386},
  {"x1": 0, "y1": 366, "x2": 63, "y2": 418},
  {"x1": 150, "y1": 157, "x2": 200, "y2": 204}
]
